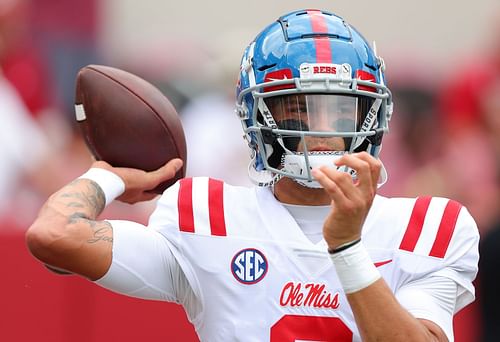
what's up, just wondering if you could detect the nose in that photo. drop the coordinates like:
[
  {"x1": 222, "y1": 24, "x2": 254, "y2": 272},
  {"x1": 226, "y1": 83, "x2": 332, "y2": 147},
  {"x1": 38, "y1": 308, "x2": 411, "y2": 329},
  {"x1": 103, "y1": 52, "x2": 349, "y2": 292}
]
[{"x1": 309, "y1": 109, "x2": 331, "y2": 131}]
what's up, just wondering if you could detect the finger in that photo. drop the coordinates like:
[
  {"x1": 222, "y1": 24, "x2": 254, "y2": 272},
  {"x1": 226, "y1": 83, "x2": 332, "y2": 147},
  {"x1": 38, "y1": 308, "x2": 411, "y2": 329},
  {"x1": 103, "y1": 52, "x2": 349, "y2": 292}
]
[
  {"x1": 157, "y1": 158, "x2": 183, "y2": 175},
  {"x1": 317, "y1": 165, "x2": 358, "y2": 201},
  {"x1": 335, "y1": 153, "x2": 374, "y2": 194},
  {"x1": 312, "y1": 167, "x2": 349, "y2": 205},
  {"x1": 147, "y1": 158, "x2": 183, "y2": 185},
  {"x1": 350, "y1": 152, "x2": 381, "y2": 190}
]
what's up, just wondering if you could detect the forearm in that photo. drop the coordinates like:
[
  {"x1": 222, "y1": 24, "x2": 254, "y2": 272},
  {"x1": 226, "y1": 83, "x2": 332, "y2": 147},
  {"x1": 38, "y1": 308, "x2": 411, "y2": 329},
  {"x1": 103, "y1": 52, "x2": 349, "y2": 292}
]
[
  {"x1": 347, "y1": 279, "x2": 445, "y2": 342},
  {"x1": 26, "y1": 159, "x2": 181, "y2": 280},
  {"x1": 26, "y1": 178, "x2": 113, "y2": 280},
  {"x1": 47, "y1": 178, "x2": 105, "y2": 219},
  {"x1": 329, "y1": 240, "x2": 447, "y2": 341}
]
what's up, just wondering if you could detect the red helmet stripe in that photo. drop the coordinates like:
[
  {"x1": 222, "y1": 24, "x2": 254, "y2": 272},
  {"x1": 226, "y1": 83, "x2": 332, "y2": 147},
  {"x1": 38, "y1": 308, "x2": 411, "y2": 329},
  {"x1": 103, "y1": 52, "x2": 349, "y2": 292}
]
[
  {"x1": 208, "y1": 178, "x2": 227, "y2": 236},
  {"x1": 307, "y1": 10, "x2": 332, "y2": 63}
]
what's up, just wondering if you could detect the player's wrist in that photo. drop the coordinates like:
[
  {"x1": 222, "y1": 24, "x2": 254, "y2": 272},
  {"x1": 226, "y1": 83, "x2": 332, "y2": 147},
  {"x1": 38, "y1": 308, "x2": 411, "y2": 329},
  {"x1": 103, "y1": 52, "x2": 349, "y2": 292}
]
[
  {"x1": 329, "y1": 240, "x2": 381, "y2": 294},
  {"x1": 326, "y1": 233, "x2": 362, "y2": 252},
  {"x1": 78, "y1": 168, "x2": 125, "y2": 206},
  {"x1": 327, "y1": 237, "x2": 361, "y2": 254}
]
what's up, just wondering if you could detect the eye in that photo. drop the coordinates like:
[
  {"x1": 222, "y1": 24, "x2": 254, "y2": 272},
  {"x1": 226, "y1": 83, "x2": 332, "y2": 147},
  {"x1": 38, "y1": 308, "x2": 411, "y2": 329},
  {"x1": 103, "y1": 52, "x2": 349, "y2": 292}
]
[
  {"x1": 278, "y1": 119, "x2": 309, "y2": 131},
  {"x1": 339, "y1": 105, "x2": 352, "y2": 115},
  {"x1": 288, "y1": 103, "x2": 306, "y2": 115}
]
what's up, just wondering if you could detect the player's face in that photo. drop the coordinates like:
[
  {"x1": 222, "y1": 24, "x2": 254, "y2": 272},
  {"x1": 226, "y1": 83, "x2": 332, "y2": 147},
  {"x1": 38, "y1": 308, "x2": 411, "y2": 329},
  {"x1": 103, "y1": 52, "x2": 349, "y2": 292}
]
[{"x1": 266, "y1": 94, "x2": 359, "y2": 152}]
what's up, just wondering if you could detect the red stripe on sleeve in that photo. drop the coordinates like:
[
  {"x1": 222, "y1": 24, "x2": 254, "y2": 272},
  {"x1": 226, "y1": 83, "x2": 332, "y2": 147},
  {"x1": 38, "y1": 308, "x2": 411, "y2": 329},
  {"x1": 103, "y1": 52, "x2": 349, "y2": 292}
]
[
  {"x1": 429, "y1": 200, "x2": 462, "y2": 258},
  {"x1": 399, "y1": 196, "x2": 432, "y2": 252},
  {"x1": 307, "y1": 10, "x2": 332, "y2": 63},
  {"x1": 208, "y1": 178, "x2": 227, "y2": 236},
  {"x1": 178, "y1": 178, "x2": 195, "y2": 233}
]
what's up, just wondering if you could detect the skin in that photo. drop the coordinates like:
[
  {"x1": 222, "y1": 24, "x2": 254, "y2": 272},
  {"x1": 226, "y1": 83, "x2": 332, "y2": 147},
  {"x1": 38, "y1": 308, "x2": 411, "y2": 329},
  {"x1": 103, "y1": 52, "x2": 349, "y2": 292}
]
[{"x1": 26, "y1": 107, "x2": 448, "y2": 341}]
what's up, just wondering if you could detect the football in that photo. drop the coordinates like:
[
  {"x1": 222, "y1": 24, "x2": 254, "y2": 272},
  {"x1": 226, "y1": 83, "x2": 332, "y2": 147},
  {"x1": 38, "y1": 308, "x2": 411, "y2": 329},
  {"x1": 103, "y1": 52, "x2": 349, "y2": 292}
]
[{"x1": 74, "y1": 64, "x2": 187, "y2": 194}]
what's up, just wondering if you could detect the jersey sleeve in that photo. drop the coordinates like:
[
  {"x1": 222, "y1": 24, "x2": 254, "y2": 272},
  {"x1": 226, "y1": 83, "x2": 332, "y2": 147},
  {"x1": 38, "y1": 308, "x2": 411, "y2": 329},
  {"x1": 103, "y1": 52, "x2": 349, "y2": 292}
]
[
  {"x1": 433, "y1": 205, "x2": 479, "y2": 312},
  {"x1": 395, "y1": 201, "x2": 479, "y2": 341},
  {"x1": 396, "y1": 275, "x2": 458, "y2": 341},
  {"x1": 396, "y1": 199, "x2": 479, "y2": 310},
  {"x1": 94, "y1": 219, "x2": 201, "y2": 318},
  {"x1": 147, "y1": 179, "x2": 203, "y2": 292},
  {"x1": 147, "y1": 180, "x2": 206, "y2": 323}
]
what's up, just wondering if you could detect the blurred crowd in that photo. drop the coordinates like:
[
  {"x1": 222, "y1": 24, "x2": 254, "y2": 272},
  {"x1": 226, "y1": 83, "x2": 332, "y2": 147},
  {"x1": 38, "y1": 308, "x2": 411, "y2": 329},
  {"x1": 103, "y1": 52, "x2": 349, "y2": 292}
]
[{"x1": 0, "y1": 1, "x2": 498, "y2": 341}]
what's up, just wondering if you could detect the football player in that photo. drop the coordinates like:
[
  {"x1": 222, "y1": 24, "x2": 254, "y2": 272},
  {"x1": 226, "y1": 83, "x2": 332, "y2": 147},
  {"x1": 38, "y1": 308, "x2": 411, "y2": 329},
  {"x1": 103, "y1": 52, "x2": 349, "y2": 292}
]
[{"x1": 26, "y1": 9, "x2": 478, "y2": 341}]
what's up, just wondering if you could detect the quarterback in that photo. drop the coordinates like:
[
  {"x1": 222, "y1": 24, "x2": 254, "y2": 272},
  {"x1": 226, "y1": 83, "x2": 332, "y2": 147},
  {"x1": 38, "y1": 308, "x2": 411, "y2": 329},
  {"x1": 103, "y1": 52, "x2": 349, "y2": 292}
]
[{"x1": 26, "y1": 9, "x2": 478, "y2": 342}]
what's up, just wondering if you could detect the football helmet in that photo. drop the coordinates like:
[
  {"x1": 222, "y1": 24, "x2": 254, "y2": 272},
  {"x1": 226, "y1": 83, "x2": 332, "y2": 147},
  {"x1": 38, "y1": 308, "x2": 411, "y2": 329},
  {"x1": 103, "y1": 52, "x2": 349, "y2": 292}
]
[{"x1": 236, "y1": 9, "x2": 393, "y2": 187}]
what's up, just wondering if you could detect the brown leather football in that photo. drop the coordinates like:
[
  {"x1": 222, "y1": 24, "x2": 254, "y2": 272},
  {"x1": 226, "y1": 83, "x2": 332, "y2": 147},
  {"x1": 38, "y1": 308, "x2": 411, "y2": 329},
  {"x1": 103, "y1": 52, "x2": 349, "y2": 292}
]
[{"x1": 75, "y1": 64, "x2": 187, "y2": 194}]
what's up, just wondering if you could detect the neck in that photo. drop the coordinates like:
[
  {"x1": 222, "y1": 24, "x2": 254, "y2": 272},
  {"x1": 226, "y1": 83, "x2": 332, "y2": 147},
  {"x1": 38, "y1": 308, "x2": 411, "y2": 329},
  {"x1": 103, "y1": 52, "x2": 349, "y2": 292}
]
[{"x1": 273, "y1": 177, "x2": 331, "y2": 206}]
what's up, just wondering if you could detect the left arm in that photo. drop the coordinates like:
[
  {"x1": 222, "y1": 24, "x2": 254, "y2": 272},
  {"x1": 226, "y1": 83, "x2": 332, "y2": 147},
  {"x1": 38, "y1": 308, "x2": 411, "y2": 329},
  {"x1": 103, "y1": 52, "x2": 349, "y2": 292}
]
[
  {"x1": 312, "y1": 152, "x2": 448, "y2": 342},
  {"x1": 347, "y1": 279, "x2": 448, "y2": 341}
]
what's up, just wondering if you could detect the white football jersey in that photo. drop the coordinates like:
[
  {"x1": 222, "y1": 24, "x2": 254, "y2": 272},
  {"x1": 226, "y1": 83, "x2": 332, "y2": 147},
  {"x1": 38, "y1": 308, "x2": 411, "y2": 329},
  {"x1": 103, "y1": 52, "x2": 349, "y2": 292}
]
[{"x1": 144, "y1": 177, "x2": 479, "y2": 341}]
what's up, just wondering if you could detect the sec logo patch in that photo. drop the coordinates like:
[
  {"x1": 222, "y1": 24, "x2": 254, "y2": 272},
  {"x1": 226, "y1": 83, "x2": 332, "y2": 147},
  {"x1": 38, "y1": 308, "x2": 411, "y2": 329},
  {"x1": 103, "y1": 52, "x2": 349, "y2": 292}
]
[{"x1": 231, "y1": 248, "x2": 268, "y2": 284}]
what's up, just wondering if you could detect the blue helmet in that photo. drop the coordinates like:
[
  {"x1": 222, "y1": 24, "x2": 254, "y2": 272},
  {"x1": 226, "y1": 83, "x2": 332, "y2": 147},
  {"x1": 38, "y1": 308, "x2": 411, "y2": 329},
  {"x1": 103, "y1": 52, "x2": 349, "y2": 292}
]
[{"x1": 236, "y1": 9, "x2": 393, "y2": 187}]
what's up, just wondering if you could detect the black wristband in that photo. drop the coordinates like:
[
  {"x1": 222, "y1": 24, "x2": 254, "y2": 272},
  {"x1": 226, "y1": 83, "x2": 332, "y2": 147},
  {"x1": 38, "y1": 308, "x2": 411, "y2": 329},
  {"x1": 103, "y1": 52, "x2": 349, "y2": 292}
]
[{"x1": 328, "y1": 238, "x2": 362, "y2": 254}]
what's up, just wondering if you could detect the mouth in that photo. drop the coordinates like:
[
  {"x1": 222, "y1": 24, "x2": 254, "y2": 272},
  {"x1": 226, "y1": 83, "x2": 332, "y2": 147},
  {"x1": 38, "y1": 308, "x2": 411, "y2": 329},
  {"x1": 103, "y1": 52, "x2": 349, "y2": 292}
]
[
  {"x1": 309, "y1": 145, "x2": 332, "y2": 152},
  {"x1": 298, "y1": 136, "x2": 346, "y2": 152}
]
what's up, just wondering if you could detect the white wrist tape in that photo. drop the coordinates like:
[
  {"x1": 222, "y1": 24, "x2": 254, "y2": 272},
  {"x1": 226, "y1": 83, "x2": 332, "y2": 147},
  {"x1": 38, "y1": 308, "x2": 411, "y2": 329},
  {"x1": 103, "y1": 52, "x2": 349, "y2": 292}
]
[
  {"x1": 330, "y1": 241, "x2": 381, "y2": 294},
  {"x1": 78, "y1": 168, "x2": 125, "y2": 206}
]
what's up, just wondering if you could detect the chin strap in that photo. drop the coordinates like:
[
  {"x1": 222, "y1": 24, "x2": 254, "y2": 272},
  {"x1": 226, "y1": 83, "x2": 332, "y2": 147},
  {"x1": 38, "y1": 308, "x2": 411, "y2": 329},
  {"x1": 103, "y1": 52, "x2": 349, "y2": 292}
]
[
  {"x1": 248, "y1": 155, "x2": 388, "y2": 189},
  {"x1": 282, "y1": 152, "x2": 388, "y2": 189},
  {"x1": 248, "y1": 157, "x2": 282, "y2": 187},
  {"x1": 283, "y1": 152, "x2": 348, "y2": 188}
]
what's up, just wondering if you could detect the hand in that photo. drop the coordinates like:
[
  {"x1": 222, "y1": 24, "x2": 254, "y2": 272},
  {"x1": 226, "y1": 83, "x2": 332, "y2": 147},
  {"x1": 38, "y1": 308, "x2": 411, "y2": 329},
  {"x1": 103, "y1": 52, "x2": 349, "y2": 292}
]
[
  {"x1": 311, "y1": 152, "x2": 381, "y2": 250},
  {"x1": 91, "y1": 158, "x2": 183, "y2": 204}
]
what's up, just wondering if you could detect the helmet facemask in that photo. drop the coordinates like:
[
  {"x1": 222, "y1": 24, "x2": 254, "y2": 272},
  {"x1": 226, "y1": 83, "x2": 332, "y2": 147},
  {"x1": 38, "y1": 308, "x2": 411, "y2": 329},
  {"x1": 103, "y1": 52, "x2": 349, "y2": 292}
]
[
  {"x1": 238, "y1": 70, "x2": 391, "y2": 188},
  {"x1": 257, "y1": 93, "x2": 383, "y2": 188}
]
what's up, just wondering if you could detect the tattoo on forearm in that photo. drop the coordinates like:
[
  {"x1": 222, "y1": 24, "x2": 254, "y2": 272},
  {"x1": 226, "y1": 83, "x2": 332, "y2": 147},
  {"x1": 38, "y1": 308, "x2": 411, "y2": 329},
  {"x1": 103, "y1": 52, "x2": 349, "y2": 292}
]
[
  {"x1": 61, "y1": 179, "x2": 106, "y2": 218},
  {"x1": 69, "y1": 213, "x2": 113, "y2": 244},
  {"x1": 66, "y1": 202, "x2": 85, "y2": 208},
  {"x1": 87, "y1": 222, "x2": 113, "y2": 244},
  {"x1": 55, "y1": 179, "x2": 113, "y2": 244}
]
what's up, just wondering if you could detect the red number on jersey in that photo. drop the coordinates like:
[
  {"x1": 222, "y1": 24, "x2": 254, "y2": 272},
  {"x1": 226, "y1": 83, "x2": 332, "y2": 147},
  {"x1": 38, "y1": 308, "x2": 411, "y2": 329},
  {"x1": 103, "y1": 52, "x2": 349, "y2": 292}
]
[{"x1": 271, "y1": 314, "x2": 353, "y2": 341}]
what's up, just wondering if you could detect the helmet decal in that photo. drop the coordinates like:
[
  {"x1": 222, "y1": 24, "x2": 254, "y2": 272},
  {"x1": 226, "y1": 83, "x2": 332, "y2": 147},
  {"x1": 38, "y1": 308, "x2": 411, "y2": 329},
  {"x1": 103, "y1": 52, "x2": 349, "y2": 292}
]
[
  {"x1": 355, "y1": 70, "x2": 377, "y2": 92},
  {"x1": 263, "y1": 69, "x2": 294, "y2": 92}
]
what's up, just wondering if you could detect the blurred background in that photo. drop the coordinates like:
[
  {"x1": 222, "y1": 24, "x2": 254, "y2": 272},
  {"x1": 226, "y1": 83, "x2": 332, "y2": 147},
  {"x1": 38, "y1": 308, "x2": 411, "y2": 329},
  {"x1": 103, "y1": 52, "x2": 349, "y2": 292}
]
[{"x1": 1, "y1": 0, "x2": 499, "y2": 341}]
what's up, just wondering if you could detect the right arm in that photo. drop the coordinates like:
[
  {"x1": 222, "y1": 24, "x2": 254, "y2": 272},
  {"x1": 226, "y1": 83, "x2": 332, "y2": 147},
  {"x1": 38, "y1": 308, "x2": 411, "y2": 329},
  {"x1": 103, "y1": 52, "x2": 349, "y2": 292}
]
[{"x1": 25, "y1": 159, "x2": 183, "y2": 281}]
